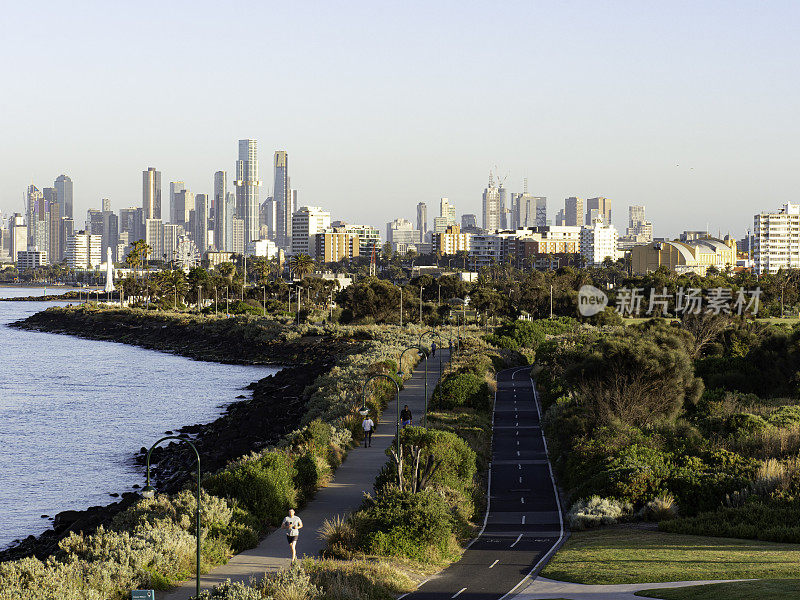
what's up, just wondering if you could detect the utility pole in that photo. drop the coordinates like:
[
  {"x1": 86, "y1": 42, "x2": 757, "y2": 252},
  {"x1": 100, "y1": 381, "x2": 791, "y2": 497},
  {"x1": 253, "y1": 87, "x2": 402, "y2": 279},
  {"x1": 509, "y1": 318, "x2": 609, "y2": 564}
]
[
  {"x1": 419, "y1": 285, "x2": 423, "y2": 323},
  {"x1": 400, "y1": 286, "x2": 403, "y2": 327},
  {"x1": 550, "y1": 284, "x2": 554, "y2": 319}
]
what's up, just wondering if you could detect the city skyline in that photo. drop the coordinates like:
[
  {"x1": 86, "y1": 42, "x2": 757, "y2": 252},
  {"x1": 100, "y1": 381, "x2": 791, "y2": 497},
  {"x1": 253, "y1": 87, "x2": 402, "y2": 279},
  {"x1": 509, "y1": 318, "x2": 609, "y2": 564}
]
[{"x1": 3, "y1": 2, "x2": 799, "y2": 237}]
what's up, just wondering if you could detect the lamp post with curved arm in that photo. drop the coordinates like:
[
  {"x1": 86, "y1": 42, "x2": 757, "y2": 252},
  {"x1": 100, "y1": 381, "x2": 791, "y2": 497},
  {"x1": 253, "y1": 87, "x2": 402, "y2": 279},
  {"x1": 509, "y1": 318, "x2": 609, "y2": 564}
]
[
  {"x1": 397, "y1": 345, "x2": 425, "y2": 427},
  {"x1": 358, "y1": 374, "x2": 402, "y2": 459},
  {"x1": 140, "y1": 436, "x2": 201, "y2": 598}
]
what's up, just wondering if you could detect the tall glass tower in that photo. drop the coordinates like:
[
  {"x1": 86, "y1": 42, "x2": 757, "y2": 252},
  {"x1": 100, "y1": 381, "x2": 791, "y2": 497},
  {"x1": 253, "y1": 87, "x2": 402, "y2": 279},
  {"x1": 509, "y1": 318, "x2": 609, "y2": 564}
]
[
  {"x1": 54, "y1": 174, "x2": 73, "y2": 220},
  {"x1": 273, "y1": 150, "x2": 290, "y2": 249},
  {"x1": 235, "y1": 140, "x2": 261, "y2": 246}
]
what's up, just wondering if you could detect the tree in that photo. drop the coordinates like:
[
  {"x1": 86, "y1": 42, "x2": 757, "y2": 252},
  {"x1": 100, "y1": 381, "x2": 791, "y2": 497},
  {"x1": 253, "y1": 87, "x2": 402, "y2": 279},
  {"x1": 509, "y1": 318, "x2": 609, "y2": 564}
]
[
  {"x1": 125, "y1": 239, "x2": 151, "y2": 277},
  {"x1": 289, "y1": 254, "x2": 314, "y2": 280}
]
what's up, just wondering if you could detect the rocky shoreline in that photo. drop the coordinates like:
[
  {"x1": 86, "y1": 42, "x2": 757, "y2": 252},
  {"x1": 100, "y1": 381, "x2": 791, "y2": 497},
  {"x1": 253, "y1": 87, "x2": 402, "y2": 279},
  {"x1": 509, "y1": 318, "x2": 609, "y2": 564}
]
[{"x1": 1, "y1": 308, "x2": 359, "y2": 562}]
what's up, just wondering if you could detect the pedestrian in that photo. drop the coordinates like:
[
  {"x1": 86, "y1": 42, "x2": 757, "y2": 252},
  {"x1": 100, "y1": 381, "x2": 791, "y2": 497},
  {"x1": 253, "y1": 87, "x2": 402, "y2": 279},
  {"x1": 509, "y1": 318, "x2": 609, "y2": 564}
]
[
  {"x1": 431, "y1": 341, "x2": 437, "y2": 357},
  {"x1": 449, "y1": 339, "x2": 453, "y2": 354},
  {"x1": 400, "y1": 404, "x2": 413, "y2": 428},
  {"x1": 362, "y1": 413, "x2": 375, "y2": 447},
  {"x1": 281, "y1": 508, "x2": 303, "y2": 561}
]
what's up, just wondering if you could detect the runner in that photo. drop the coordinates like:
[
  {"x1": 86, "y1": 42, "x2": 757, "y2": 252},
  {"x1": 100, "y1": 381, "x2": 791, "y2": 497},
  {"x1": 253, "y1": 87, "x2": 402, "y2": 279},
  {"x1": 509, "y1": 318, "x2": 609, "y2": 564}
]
[
  {"x1": 281, "y1": 508, "x2": 303, "y2": 561},
  {"x1": 362, "y1": 413, "x2": 375, "y2": 447},
  {"x1": 400, "y1": 404, "x2": 413, "y2": 428}
]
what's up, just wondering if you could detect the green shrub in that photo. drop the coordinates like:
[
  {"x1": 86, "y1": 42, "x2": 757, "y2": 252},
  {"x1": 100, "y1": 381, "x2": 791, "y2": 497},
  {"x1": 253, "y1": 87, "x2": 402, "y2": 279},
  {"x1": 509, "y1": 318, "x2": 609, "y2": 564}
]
[
  {"x1": 728, "y1": 412, "x2": 770, "y2": 434},
  {"x1": 660, "y1": 501, "x2": 800, "y2": 543},
  {"x1": 204, "y1": 451, "x2": 297, "y2": 527},
  {"x1": 294, "y1": 452, "x2": 331, "y2": 501},
  {"x1": 567, "y1": 496, "x2": 632, "y2": 530},
  {"x1": 196, "y1": 579, "x2": 264, "y2": 599},
  {"x1": 431, "y1": 372, "x2": 490, "y2": 410}
]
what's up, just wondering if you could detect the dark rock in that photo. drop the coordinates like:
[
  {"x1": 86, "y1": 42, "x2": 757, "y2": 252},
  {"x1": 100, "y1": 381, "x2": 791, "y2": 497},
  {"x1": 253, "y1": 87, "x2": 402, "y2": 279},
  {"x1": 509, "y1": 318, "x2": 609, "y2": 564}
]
[
  {"x1": 40, "y1": 515, "x2": 49, "y2": 519},
  {"x1": 109, "y1": 493, "x2": 119, "y2": 497}
]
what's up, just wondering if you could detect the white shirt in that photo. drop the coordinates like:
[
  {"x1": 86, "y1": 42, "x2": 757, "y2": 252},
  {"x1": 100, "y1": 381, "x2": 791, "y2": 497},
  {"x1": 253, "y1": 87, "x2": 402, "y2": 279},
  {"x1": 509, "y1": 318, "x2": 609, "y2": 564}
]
[
  {"x1": 283, "y1": 515, "x2": 302, "y2": 536},
  {"x1": 362, "y1": 418, "x2": 374, "y2": 431}
]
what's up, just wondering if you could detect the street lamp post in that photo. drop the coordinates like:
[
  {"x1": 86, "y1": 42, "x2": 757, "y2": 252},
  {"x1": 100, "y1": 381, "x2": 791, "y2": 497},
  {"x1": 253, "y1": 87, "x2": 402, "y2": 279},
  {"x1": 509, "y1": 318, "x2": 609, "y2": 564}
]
[
  {"x1": 419, "y1": 329, "x2": 444, "y2": 385},
  {"x1": 263, "y1": 285, "x2": 267, "y2": 317},
  {"x1": 214, "y1": 287, "x2": 218, "y2": 317},
  {"x1": 358, "y1": 374, "x2": 402, "y2": 458},
  {"x1": 198, "y1": 285, "x2": 202, "y2": 314},
  {"x1": 141, "y1": 436, "x2": 202, "y2": 599}
]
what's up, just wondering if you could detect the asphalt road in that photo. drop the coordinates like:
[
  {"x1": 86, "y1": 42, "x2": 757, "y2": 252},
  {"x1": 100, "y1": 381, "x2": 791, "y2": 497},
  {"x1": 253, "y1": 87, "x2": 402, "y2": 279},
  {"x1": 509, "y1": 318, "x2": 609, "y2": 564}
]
[{"x1": 401, "y1": 365, "x2": 565, "y2": 600}]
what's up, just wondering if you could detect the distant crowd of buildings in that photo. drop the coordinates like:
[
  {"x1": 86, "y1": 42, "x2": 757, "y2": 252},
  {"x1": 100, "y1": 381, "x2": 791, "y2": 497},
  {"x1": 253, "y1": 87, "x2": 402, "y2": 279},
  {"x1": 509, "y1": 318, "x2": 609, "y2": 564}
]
[{"x1": 0, "y1": 149, "x2": 797, "y2": 277}]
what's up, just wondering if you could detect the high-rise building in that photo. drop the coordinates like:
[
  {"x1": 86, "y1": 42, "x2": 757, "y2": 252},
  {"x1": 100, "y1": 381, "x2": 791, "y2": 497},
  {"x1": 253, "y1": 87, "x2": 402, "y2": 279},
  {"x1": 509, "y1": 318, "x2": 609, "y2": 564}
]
[
  {"x1": 461, "y1": 214, "x2": 478, "y2": 229},
  {"x1": 87, "y1": 209, "x2": 104, "y2": 236},
  {"x1": 618, "y1": 205, "x2": 653, "y2": 250},
  {"x1": 416, "y1": 202, "x2": 427, "y2": 242},
  {"x1": 142, "y1": 167, "x2": 162, "y2": 221},
  {"x1": 434, "y1": 197, "x2": 458, "y2": 233},
  {"x1": 48, "y1": 202, "x2": 61, "y2": 264},
  {"x1": 564, "y1": 197, "x2": 583, "y2": 227},
  {"x1": 555, "y1": 209, "x2": 566, "y2": 226},
  {"x1": 232, "y1": 217, "x2": 245, "y2": 254},
  {"x1": 103, "y1": 211, "x2": 119, "y2": 262},
  {"x1": 66, "y1": 231, "x2": 102, "y2": 269},
  {"x1": 482, "y1": 176, "x2": 503, "y2": 231},
  {"x1": 195, "y1": 193, "x2": 209, "y2": 253},
  {"x1": 332, "y1": 222, "x2": 381, "y2": 256},
  {"x1": 754, "y1": 202, "x2": 800, "y2": 274},
  {"x1": 581, "y1": 220, "x2": 619, "y2": 266},
  {"x1": 386, "y1": 218, "x2": 420, "y2": 251},
  {"x1": 170, "y1": 182, "x2": 186, "y2": 224},
  {"x1": 585, "y1": 197, "x2": 612, "y2": 225},
  {"x1": 313, "y1": 229, "x2": 360, "y2": 262},
  {"x1": 291, "y1": 206, "x2": 331, "y2": 256},
  {"x1": 10, "y1": 213, "x2": 26, "y2": 262},
  {"x1": 273, "y1": 150, "x2": 290, "y2": 248},
  {"x1": 102, "y1": 198, "x2": 111, "y2": 213},
  {"x1": 173, "y1": 189, "x2": 192, "y2": 227},
  {"x1": 144, "y1": 218, "x2": 164, "y2": 262},
  {"x1": 26, "y1": 185, "x2": 43, "y2": 246},
  {"x1": 54, "y1": 174, "x2": 73, "y2": 219},
  {"x1": 512, "y1": 194, "x2": 547, "y2": 229},
  {"x1": 43, "y1": 187, "x2": 58, "y2": 210},
  {"x1": 214, "y1": 172, "x2": 234, "y2": 252},
  {"x1": 235, "y1": 139, "x2": 261, "y2": 246},
  {"x1": 432, "y1": 225, "x2": 472, "y2": 255},
  {"x1": 60, "y1": 218, "x2": 74, "y2": 261},
  {"x1": 163, "y1": 224, "x2": 182, "y2": 265}
]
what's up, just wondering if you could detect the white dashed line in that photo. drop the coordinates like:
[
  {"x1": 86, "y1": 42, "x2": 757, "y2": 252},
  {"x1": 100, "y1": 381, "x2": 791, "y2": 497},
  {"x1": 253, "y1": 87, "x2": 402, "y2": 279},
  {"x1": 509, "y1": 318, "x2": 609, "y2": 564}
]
[
  {"x1": 452, "y1": 587, "x2": 467, "y2": 598},
  {"x1": 519, "y1": 476, "x2": 522, "y2": 483},
  {"x1": 522, "y1": 515, "x2": 526, "y2": 524},
  {"x1": 489, "y1": 559, "x2": 499, "y2": 569},
  {"x1": 510, "y1": 534, "x2": 523, "y2": 547},
  {"x1": 518, "y1": 464, "x2": 521, "y2": 469},
  {"x1": 521, "y1": 497, "x2": 525, "y2": 504},
  {"x1": 517, "y1": 450, "x2": 520, "y2": 456}
]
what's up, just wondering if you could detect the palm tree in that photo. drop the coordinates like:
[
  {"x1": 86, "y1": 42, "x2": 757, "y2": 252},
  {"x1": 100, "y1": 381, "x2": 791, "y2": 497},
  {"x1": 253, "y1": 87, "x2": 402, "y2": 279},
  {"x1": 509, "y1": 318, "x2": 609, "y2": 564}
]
[{"x1": 289, "y1": 254, "x2": 314, "y2": 280}]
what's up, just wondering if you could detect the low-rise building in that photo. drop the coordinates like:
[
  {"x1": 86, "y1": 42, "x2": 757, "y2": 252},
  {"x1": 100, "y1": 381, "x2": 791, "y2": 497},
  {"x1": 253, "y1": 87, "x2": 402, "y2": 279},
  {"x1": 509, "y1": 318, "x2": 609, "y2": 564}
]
[
  {"x1": 581, "y1": 220, "x2": 619, "y2": 266},
  {"x1": 632, "y1": 237, "x2": 737, "y2": 275},
  {"x1": 17, "y1": 249, "x2": 47, "y2": 269},
  {"x1": 313, "y1": 230, "x2": 360, "y2": 262},
  {"x1": 432, "y1": 225, "x2": 472, "y2": 255}
]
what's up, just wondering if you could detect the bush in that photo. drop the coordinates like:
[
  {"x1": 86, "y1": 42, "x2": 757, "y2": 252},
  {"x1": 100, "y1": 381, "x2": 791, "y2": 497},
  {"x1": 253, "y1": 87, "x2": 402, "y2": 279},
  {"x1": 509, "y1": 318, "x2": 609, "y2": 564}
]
[
  {"x1": 294, "y1": 453, "x2": 331, "y2": 501},
  {"x1": 204, "y1": 451, "x2": 297, "y2": 527},
  {"x1": 567, "y1": 496, "x2": 632, "y2": 530},
  {"x1": 638, "y1": 494, "x2": 678, "y2": 521},
  {"x1": 431, "y1": 372, "x2": 490, "y2": 410},
  {"x1": 660, "y1": 501, "x2": 800, "y2": 543},
  {"x1": 196, "y1": 579, "x2": 265, "y2": 600}
]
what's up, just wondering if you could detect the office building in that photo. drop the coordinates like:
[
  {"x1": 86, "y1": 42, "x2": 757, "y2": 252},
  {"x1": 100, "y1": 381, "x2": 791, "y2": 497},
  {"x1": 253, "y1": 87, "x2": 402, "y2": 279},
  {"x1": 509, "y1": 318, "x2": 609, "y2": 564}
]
[
  {"x1": 386, "y1": 218, "x2": 420, "y2": 251},
  {"x1": 144, "y1": 219, "x2": 164, "y2": 262},
  {"x1": 48, "y1": 202, "x2": 61, "y2": 264},
  {"x1": 248, "y1": 238, "x2": 279, "y2": 259},
  {"x1": 434, "y1": 197, "x2": 458, "y2": 233},
  {"x1": 482, "y1": 176, "x2": 504, "y2": 231},
  {"x1": 580, "y1": 220, "x2": 619, "y2": 266},
  {"x1": 103, "y1": 211, "x2": 119, "y2": 262},
  {"x1": 754, "y1": 203, "x2": 800, "y2": 274},
  {"x1": 332, "y1": 221, "x2": 381, "y2": 256},
  {"x1": 232, "y1": 217, "x2": 245, "y2": 254},
  {"x1": 416, "y1": 202, "x2": 427, "y2": 242},
  {"x1": 195, "y1": 193, "x2": 209, "y2": 253},
  {"x1": 619, "y1": 205, "x2": 653, "y2": 250},
  {"x1": 66, "y1": 231, "x2": 102, "y2": 269},
  {"x1": 585, "y1": 197, "x2": 612, "y2": 225},
  {"x1": 142, "y1": 167, "x2": 161, "y2": 221},
  {"x1": 273, "y1": 150, "x2": 291, "y2": 248},
  {"x1": 172, "y1": 189, "x2": 192, "y2": 226},
  {"x1": 234, "y1": 139, "x2": 261, "y2": 245},
  {"x1": 213, "y1": 172, "x2": 234, "y2": 252},
  {"x1": 54, "y1": 174, "x2": 73, "y2": 219},
  {"x1": 291, "y1": 206, "x2": 331, "y2": 256},
  {"x1": 432, "y1": 225, "x2": 472, "y2": 255},
  {"x1": 512, "y1": 194, "x2": 547, "y2": 229},
  {"x1": 170, "y1": 182, "x2": 185, "y2": 224},
  {"x1": 10, "y1": 214, "x2": 26, "y2": 262},
  {"x1": 26, "y1": 185, "x2": 43, "y2": 246},
  {"x1": 564, "y1": 197, "x2": 583, "y2": 227},
  {"x1": 163, "y1": 224, "x2": 182, "y2": 265},
  {"x1": 60, "y1": 218, "x2": 74, "y2": 261},
  {"x1": 87, "y1": 209, "x2": 104, "y2": 236}
]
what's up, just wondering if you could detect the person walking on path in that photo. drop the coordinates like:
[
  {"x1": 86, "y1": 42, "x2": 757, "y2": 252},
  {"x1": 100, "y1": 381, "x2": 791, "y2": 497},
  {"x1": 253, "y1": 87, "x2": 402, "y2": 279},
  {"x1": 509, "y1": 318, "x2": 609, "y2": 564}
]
[
  {"x1": 400, "y1": 404, "x2": 413, "y2": 428},
  {"x1": 362, "y1": 413, "x2": 375, "y2": 447},
  {"x1": 431, "y1": 340, "x2": 437, "y2": 357},
  {"x1": 281, "y1": 508, "x2": 303, "y2": 561}
]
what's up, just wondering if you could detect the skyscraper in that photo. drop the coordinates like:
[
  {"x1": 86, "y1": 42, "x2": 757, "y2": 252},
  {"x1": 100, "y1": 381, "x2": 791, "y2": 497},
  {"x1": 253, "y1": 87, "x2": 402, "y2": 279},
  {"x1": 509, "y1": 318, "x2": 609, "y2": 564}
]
[
  {"x1": 173, "y1": 189, "x2": 192, "y2": 226},
  {"x1": 195, "y1": 193, "x2": 209, "y2": 253},
  {"x1": 512, "y1": 194, "x2": 547, "y2": 229},
  {"x1": 564, "y1": 197, "x2": 583, "y2": 227},
  {"x1": 482, "y1": 177, "x2": 503, "y2": 231},
  {"x1": 235, "y1": 139, "x2": 261, "y2": 246},
  {"x1": 142, "y1": 167, "x2": 162, "y2": 221},
  {"x1": 48, "y1": 202, "x2": 61, "y2": 264},
  {"x1": 416, "y1": 202, "x2": 427, "y2": 243},
  {"x1": 170, "y1": 182, "x2": 186, "y2": 224},
  {"x1": 273, "y1": 150, "x2": 290, "y2": 248},
  {"x1": 54, "y1": 174, "x2": 73, "y2": 220},
  {"x1": 214, "y1": 171, "x2": 235, "y2": 252},
  {"x1": 585, "y1": 197, "x2": 612, "y2": 225}
]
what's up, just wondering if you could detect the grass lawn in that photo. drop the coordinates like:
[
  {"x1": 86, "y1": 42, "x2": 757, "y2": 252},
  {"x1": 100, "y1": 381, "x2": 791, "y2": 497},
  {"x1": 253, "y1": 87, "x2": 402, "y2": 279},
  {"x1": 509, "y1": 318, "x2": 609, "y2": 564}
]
[
  {"x1": 540, "y1": 527, "x2": 800, "y2": 584},
  {"x1": 636, "y1": 579, "x2": 800, "y2": 599}
]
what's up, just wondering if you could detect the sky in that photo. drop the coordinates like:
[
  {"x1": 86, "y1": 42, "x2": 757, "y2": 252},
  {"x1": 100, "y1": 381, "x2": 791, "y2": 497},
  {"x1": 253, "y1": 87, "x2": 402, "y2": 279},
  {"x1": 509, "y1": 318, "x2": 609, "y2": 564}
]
[{"x1": 1, "y1": 0, "x2": 799, "y2": 239}]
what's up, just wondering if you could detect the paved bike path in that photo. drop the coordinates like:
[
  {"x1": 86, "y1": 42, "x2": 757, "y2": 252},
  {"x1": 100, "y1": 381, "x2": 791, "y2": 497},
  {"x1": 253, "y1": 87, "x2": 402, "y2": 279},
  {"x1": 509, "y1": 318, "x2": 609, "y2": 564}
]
[
  {"x1": 163, "y1": 350, "x2": 450, "y2": 600},
  {"x1": 399, "y1": 365, "x2": 565, "y2": 600}
]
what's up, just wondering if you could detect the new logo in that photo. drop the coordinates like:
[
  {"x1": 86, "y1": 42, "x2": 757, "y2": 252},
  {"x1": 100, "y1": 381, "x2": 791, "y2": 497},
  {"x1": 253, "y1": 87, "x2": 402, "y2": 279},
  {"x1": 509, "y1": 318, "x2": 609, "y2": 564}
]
[{"x1": 577, "y1": 285, "x2": 608, "y2": 317}]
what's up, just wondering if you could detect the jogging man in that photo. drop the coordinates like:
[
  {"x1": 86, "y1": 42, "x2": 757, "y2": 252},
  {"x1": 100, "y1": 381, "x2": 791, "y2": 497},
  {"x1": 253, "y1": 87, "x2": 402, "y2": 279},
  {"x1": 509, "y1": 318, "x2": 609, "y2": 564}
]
[
  {"x1": 400, "y1": 404, "x2": 413, "y2": 428},
  {"x1": 362, "y1": 413, "x2": 375, "y2": 447},
  {"x1": 431, "y1": 341, "x2": 437, "y2": 357},
  {"x1": 281, "y1": 508, "x2": 303, "y2": 561}
]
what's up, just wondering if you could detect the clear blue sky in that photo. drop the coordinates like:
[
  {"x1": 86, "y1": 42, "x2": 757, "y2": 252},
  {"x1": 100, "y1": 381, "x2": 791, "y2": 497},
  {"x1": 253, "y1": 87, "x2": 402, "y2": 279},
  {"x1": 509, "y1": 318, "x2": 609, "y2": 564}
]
[{"x1": 2, "y1": 0, "x2": 798, "y2": 238}]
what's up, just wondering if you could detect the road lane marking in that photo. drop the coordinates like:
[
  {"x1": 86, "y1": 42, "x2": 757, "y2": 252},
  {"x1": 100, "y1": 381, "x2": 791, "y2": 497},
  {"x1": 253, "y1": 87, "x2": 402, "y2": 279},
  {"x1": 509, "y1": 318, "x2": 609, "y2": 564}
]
[
  {"x1": 519, "y1": 476, "x2": 522, "y2": 483},
  {"x1": 522, "y1": 515, "x2": 526, "y2": 524},
  {"x1": 452, "y1": 587, "x2": 467, "y2": 598},
  {"x1": 521, "y1": 497, "x2": 525, "y2": 504},
  {"x1": 510, "y1": 534, "x2": 522, "y2": 547},
  {"x1": 489, "y1": 559, "x2": 499, "y2": 568},
  {"x1": 518, "y1": 464, "x2": 521, "y2": 469},
  {"x1": 517, "y1": 450, "x2": 520, "y2": 456},
  {"x1": 517, "y1": 440, "x2": 520, "y2": 445}
]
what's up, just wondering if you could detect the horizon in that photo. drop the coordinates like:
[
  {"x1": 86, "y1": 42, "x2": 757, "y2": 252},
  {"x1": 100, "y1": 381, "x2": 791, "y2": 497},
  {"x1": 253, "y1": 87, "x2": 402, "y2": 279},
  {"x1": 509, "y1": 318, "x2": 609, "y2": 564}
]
[{"x1": 3, "y1": 1, "x2": 800, "y2": 238}]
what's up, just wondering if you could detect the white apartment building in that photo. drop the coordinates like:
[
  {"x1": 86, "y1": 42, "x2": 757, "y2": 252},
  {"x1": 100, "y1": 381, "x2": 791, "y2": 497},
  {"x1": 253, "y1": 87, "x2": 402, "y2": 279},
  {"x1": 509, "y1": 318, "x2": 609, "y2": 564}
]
[
  {"x1": 754, "y1": 203, "x2": 800, "y2": 274},
  {"x1": 248, "y1": 238, "x2": 279, "y2": 259},
  {"x1": 432, "y1": 225, "x2": 472, "y2": 255},
  {"x1": 144, "y1": 219, "x2": 164, "y2": 262},
  {"x1": 66, "y1": 231, "x2": 102, "y2": 269},
  {"x1": 581, "y1": 220, "x2": 619, "y2": 266},
  {"x1": 291, "y1": 206, "x2": 331, "y2": 256},
  {"x1": 387, "y1": 218, "x2": 420, "y2": 252},
  {"x1": 163, "y1": 223, "x2": 182, "y2": 264},
  {"x1": 17, "y1": 249, "x2": 47, "y2": 269}
]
